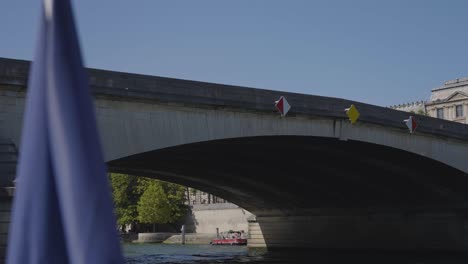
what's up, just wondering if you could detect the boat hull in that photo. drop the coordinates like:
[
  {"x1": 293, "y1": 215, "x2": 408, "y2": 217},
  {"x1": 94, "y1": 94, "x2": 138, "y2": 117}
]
[{"x1": 211, "y1": 238, "x2": 247, "y2": 245}]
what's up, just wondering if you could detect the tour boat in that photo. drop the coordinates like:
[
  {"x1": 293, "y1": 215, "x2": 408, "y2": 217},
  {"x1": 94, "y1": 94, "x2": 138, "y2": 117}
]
[
  {"x1": 211, "y1": 230, "x2": 247, "y2": 245},
  {"x1": 211, "y1": 237, "x2": 247, "y2": 245}
]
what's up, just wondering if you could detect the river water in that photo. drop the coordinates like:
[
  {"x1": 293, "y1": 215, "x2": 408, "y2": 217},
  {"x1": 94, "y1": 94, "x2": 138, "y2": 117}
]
[
  {"x1": 123, "y1": 244, "x2": 260, "y2": 263},
  {"x1": 123, "y1": 244, "x2": 468, "y2": 264}
]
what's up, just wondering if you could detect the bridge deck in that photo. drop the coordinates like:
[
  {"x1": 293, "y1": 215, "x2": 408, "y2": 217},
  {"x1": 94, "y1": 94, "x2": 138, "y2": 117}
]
[{"x1": 1, "y1": 57, "x2": 468, "y2": 141}]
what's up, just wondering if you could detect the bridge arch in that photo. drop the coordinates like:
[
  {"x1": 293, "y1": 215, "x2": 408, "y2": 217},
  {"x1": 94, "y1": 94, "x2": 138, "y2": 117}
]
[
  {"x1": 97, "y1": 99, "x2": 468, "y2": 176},
  {"x1": 108, "y1": 135, "x2": 468, "y2": 252},
  {"x1": 2, "y1": 57, "x2": 468, "y2": 252},
  {"x1": 108, "y1": 135, "x2": 468, "y2": 216}
]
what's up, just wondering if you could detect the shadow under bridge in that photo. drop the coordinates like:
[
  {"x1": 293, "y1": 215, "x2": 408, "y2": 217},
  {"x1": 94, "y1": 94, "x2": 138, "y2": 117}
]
[{"x1": 108, "y1": 136, "x2": 468, "y2": 252}]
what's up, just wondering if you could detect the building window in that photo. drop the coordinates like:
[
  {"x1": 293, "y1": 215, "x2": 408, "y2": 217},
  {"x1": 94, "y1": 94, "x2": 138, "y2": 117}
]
[
  {"x1": 456, "y1": 105, "x2": 464, "y2": 118},
  {"x1": 436, "y1": 108, "x2": 444, "y2": 119}
]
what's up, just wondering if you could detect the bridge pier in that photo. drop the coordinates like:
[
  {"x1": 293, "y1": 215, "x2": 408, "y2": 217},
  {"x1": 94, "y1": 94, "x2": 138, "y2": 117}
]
[
  {"x1": 0, "y1": 195, "x2": 12, "y2": 263},
  {"x1": 248, "y1": 210, "x2": 468, "y2": 255}
]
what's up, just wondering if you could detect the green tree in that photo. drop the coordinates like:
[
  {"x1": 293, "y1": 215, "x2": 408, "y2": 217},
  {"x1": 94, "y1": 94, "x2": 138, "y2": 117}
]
[
  {"x1": 160, "y1": 181, "x2": 187, "y2": 220},
  {"x1": 109, "y1": 173, "x2": 139, "y2": 227},
  {"x1": 137, "y1": 181, "x2": 171, "y2": 230},
  {"x1": 137, "y1": 180, "x2": 187, "y2": 230},
  {"x1": 110, "y1": 174, "x2": 188, "y2": 232}
]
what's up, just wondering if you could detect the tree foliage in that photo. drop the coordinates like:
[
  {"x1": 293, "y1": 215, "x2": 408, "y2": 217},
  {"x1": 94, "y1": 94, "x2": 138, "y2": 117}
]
[
  {"x1": 110, "y1": 173, "x2": 187, "y2": 227},
  {"x1": 137, "y1": 180, "x2": 187, "y2": 224},
  {"x1": 137, "y1": 181, "x2": 172, "y2": 224},
  {"x1": 109, "y1": 173, "x2": 139, "y2": 225},
  {"x1": 160, "y1": 181, "x2": 187, "y2": 221}
]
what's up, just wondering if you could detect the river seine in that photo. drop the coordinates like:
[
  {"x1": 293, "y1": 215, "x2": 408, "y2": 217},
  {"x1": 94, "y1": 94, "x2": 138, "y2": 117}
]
[
  {"x1": 123, "y1": 244, "x2": 259, "y2": 263},
  {"x1": 123, "y1": 243, "x2": 468, "y2": 264}
]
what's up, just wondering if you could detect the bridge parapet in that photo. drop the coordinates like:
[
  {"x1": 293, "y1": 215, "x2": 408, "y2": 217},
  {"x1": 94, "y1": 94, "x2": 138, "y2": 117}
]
[{"x1": 1, "y1": 57, "x2": 468, "y2": 141}]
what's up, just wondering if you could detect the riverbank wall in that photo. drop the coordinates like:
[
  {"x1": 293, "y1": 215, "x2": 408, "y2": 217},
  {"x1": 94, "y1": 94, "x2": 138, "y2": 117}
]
[
  {"x1": 186, "y1": 203, "x2": 253, "y2": 234},
  {"x1": 130, "y1": 203, "x2": 253, "y2": 244}
]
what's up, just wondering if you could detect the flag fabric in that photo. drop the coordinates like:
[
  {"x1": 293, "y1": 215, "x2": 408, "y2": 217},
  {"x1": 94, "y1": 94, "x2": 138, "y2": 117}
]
[{"x1": 7, "y1": 0, "x2": 123, "y2": 263}]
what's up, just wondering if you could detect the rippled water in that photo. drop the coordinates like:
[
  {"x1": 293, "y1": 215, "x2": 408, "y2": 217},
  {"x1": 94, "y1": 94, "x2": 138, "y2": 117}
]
[
  {"x1": 123, "y1": 244, "x2": 468, "y2": 264},
  {"x1": 123, "y1": 244, "x2": 262, "y2": 264}
]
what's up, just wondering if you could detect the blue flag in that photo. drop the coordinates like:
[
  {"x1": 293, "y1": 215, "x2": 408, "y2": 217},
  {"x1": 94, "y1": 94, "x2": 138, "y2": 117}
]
[{"x1": 7, "y1": 0, "x2": 123, "y2": 263}]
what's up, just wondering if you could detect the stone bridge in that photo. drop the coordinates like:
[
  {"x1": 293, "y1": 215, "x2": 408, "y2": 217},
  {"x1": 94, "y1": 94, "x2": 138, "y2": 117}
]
[{"x1": 1, "y1": 57, "x2": 468, "y2": 253}]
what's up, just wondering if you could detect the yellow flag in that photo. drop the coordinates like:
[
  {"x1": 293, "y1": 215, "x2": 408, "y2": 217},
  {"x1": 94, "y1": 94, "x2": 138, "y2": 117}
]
[{"x1": 345, "y1": 104, "x2": 360, "y2": 124}]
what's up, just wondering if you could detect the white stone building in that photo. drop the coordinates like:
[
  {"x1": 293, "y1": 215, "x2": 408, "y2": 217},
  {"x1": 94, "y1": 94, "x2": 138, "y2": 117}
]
[
  {"x1": 391, "y1": 78, "x2": 468, "y2": 124},
  {"x1": 186, "y1": 188, "x2": 228, "y2": 205},
  {"x1": 425, "y1": 78, "x2": 468, "y2": 124},
  {"x1": 389, "y1": 101, "x2": 426, "y2": 114}
]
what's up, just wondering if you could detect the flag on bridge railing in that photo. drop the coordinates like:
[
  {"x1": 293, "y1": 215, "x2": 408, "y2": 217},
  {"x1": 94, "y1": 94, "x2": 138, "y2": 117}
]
[{"x1": 7, "y1": 0, "x2": 123, "y2": 263}]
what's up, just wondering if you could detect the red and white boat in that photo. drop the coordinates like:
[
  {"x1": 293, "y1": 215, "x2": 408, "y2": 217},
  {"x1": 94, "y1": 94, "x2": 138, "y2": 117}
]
[
  {"x1": 211, "y1": 230, "x2": 247, "y2": 245},
  {"x1": 211, "y1": 237, "x2": 247, "y2": 245}
]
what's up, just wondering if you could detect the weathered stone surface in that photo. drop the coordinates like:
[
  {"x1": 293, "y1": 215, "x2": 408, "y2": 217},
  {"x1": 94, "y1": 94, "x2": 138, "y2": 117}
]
[
  {"x1": 163, "y1": 233, "x2": 216, "y2": 245},
  {"x1": 190, "y1": 204, "x2": 253, "y2": 234},
  {"x1": 249, "y1": 210, "x2": 468, "y2": 251},
  {"x1": 136, "y1": 232, "x2": 174, "y2": 243}
]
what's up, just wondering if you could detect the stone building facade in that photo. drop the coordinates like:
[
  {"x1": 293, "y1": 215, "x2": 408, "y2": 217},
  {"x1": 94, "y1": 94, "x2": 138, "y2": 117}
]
[
  {"x1": 389, "y1": 101, "x2": 426, "y2": 115},
  {"x1": 390, "y1": 78, "x2": 468, "y2": 124},
  {"x1": 425, "y1": 78, "x2": 468, "y2": 124},
  {"x1": 186, "y1": 188, "x2": 228, "y2": 205}
]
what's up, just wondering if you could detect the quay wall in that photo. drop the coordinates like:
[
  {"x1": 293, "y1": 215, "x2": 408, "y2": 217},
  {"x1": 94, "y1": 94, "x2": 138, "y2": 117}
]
[{"x1": 189, "y1": 203, "x2": 253, "y2": 234}]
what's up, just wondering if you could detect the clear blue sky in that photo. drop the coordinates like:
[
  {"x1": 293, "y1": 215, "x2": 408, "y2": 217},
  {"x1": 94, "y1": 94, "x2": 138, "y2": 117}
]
[{"x1": 1, "y1": 0, "x2": 467, "y2": 106}]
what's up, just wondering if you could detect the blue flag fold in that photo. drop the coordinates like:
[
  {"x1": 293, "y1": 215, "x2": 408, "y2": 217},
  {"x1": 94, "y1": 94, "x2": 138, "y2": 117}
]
[{"x1": 7, "y1": 0, "x2": 123, "y2": 263}]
